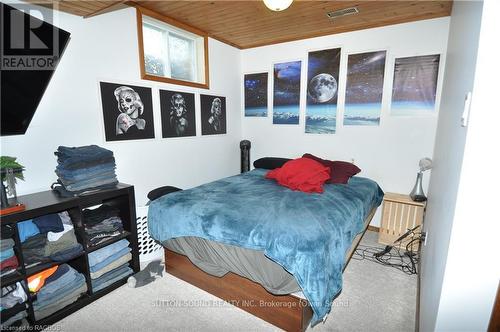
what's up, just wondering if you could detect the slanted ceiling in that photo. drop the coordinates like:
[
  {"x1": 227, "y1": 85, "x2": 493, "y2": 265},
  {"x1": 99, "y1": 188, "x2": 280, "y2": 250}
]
[{"x1": 26, "y1": 0, "x2": 453, "y2": 49}]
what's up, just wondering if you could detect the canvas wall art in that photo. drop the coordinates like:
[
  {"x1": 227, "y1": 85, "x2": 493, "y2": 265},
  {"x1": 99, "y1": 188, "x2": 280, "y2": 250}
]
[
  {"x1": 99, "y1": 82, "x2": 155, "y2": 141},
  {"x1": 201, "y1": 94, "x2": 227, "y2": 135},
  {"x1": 344, "y1": 50, "x2": 386, "y2": 126},
  {"x1": 391, "y1": 54, "x2": 440, "y2": 115},
  {"x1": 305, "y1": 48, "x2": 341, "y2": 134},
  {"x1": 273, "y1": 61, "x2": 301, "y2": 125},
  {"x1": 159, "y1": 90, "x2": 196, "y2": 138},
  {"x1": 244, "y1": 73, "x2": 268, "y2": 117}
]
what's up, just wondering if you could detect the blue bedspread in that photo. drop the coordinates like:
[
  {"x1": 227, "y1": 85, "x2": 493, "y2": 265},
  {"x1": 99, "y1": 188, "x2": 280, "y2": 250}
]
[{"x1": 148, "y1": 169, "x2": 383, "y2": 323}]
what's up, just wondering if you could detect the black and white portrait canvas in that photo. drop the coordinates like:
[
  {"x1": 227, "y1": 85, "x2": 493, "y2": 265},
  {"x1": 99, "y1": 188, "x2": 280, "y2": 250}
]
[
  {"x1": 159, "y1": 90, "x2": 196, "y2": 138},
  {"x1": 99, "y1": 82, "x2": 155, "y2": 141},
  {"x1": 200, "y1": 94, "x2": 226, "y2": 135}
]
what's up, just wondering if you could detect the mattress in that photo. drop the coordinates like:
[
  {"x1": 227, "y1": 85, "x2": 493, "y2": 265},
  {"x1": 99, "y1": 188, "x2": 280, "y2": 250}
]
[
  {"x1": 165, "y1": 237, "x2": 300, "y2": 294},
  {"x1": 164, "y1": 205, "x2": 374, "y2": 299}
]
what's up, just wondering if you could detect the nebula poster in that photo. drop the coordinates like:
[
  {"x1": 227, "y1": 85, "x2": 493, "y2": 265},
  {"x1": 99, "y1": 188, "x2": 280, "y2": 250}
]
[
  {"x1": 244, "y1": 73, "x2": 268, "y2": 117},
  {"x1": 273, "y1": 61, "x2": 301, "y2": 124},
  {"x1": 391, "y1": 54, "x2": 440, "y2": 115},
  {"x1": 305, "y1": 48, "x2": 341, "y2": 134},
  {"x1": 344, "y1": 51, "x2": 386, "y2": 126}
]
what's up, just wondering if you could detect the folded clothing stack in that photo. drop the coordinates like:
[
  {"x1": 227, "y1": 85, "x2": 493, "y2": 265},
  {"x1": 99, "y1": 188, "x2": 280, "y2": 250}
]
[
  {"x1": 1, "y1": 226, "x2": 18, "y2": 277},
  {"x1": 88, "y1": 239, "x2": 133, "y2": 292},
  {"x1": 53, "y1": 145, "x2": 118, "y2": 197},
  {"x1": 83, "y1": 205, "x2": 125, "y2": 247},
  {"x1": 19, "y1": 212, "x2": 83, "y2": 268},
  {"x1": 1, "y1": 282, "x2": 28, "y2": 328},
  {"x1": 30, "y1": 264, "x2": 87, "y2": 320}
]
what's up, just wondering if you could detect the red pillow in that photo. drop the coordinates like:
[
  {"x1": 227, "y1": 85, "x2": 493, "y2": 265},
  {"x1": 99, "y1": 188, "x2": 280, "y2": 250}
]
[
  {"x1": 330, "y1": 161, "x2": 361, "y2": 184},
  {"x1": 265, "y1": 158, "x2": 330, "y2": 193},
  {"x1": 302, "y1": 153, "x2": 334, "y2": 170},
  {"x1": 302, "y1": 153, "x2": 361, "y2": 184}
]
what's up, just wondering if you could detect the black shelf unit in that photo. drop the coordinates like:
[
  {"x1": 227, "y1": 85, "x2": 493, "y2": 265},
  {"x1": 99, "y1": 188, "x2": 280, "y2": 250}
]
[
  {"x1": 1, "y1": 270, "x2": 24, "y2": 285},
  {"x1": 0, "y1": 184, "x2": 140, "y2": 328}
]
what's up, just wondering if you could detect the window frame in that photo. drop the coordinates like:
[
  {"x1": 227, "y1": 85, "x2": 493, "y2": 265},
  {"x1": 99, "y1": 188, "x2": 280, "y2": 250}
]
[{"x1": 136, "y1": 6, "x2": 210, "y2": 89}]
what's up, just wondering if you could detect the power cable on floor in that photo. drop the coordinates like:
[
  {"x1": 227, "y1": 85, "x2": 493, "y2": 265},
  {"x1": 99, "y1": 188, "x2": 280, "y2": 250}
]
[{"x1": 353, "y1": 227, "x2": 422, "y2": 275}]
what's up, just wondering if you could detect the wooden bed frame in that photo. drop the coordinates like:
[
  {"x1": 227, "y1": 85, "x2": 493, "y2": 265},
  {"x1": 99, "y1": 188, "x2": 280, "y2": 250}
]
[{"x1": 164, "y1": 207, "x2": 377, "y2": 332}]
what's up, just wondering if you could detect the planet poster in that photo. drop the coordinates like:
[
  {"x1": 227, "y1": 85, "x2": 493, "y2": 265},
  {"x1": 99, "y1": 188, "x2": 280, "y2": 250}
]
[
  {"x1": 273, "y1": 61, "x2": 301, "y2": 125},
  {"x1": 391, "y1": 54, "x2": 440, "y2": 115},
  {"x1": 244, "y1": 72, "x2": 268, "y2": 117},
  {"x1": 344, "y1": 51, "x2": 386, "y2": 126},
  {"x1": 305, "y1": 48, "x2": 341, "y2": 134}
]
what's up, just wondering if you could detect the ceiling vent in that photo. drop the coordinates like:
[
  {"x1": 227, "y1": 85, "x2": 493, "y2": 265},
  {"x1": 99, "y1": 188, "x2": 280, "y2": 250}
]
[{"x1": 326, "y1": 7, "x2": 359, "y2": 19}]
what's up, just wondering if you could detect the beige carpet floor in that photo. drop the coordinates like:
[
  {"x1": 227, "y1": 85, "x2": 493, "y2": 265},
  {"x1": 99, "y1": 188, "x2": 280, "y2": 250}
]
[{"x1": 52, "y1": 231, "x2": 417, "y2": 331}]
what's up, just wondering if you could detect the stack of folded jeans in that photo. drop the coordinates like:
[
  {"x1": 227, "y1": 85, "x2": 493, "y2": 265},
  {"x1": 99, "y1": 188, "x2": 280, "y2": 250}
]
[
  {"x1": 83, "y1": 205, "x2": 124, "y2": 247},
  {"x1": 19, "y1": 212, "x2": 83, "y2": 268},
  {"x1": 1, "y1": 226, "x2": 18, "y2": 277},
  {"x1": 53, "y1": 145, "x2": 118, "y2": 197},
  {"x1": 88, "y1": 239, "x2": 133, "y2": 292},
  {"x1": 1, "y1": 282, "x2": 28, "y2": 328},
  {"x1": 32, "y1": 264, "x2": 87, "y2": 320}
]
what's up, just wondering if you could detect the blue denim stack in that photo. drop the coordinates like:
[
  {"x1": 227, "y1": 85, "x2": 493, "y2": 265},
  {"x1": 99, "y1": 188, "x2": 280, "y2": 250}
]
[
  {"x1": 53, "y1": 145, "x2": 118, "y2": 197},
  {"x1": 32, "y1": 264, "x2": 87, "y2": 320},
  {"x1": 88, "y1": 239, "x2": 133, "y2": 292}
]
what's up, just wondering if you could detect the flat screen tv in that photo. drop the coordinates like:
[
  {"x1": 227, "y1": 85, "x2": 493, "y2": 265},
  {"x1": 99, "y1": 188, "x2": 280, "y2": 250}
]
[{"x1": 1, "y1": 3, "x2": 71, "y2": 136}]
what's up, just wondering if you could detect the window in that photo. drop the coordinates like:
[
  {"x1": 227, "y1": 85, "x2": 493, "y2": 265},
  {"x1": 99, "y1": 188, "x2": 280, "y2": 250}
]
[{"x1": 137, "y1": 8, "x2": 209, "y2": 89}]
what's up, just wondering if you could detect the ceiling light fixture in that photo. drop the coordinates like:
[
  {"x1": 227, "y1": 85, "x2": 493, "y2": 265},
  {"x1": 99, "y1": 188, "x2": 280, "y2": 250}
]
[{"x1": 263, "y1": 0, "x2": 293, "y2": 12}]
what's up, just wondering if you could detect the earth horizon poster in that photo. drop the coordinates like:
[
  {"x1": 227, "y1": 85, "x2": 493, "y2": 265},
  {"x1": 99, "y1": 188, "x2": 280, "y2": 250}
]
[
  {"x1": 391, "y1": 54, "x2": 440, "y2": 115},
  {"x1": 273, "y1": 61, "x2": 301, "y2": 125},
  {"x1": 244, "y1": 72, "x2": 268, "y2": 117},
  {"x1": 305, "y1": 47, "x2": 341, "y2": 134},
  {"x1": 344, "y1": 50, "x2": 386, "y2": 126}
]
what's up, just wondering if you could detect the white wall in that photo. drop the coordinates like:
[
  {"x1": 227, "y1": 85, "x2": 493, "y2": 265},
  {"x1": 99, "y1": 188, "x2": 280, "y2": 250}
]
[
  {"x1": 0, "y1": 5, "x2": 242, "y2": 207},
  {"x1": 436, "y1": 1, "x2": 499, "y2": 329},
  {"x1": 241, "y1": 18, "x2": 450, "y2": 226},
  {"x1": 422, "y1": 1, "x2": 500, "y2": 331},
  {"x1": 419, "y1": 2, "x2": 484, "y2": 331}
]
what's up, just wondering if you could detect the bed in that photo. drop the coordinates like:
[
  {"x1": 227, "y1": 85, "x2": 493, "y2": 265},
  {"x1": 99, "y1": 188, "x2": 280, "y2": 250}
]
[{"x1": 148, "y1": 167, "x2": 383, "y2": 331}]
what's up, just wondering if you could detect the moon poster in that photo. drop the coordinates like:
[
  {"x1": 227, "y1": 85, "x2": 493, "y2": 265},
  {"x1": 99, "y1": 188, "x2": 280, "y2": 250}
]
[
  {"x1": 244, "y1": 73, "x2": 268, "y2": 117},
  {"x1": 344, "y1": 51, "x2": 386, "y2": 126},
  {"x1": 159, "y1": 89, "x2": 196, "y2": 138},
  {"x1": 305, "y1": 48, "x2": 341, "y2": 134},
  {"x1": 99, "y1": 82, "x2": 155, "y2": 142},
  {"x1": 273, "y1": 61, "x2": 301, "y2": 124},
  {"x1": 391, "y1": 54, "x2": 440, "y2": 115}
]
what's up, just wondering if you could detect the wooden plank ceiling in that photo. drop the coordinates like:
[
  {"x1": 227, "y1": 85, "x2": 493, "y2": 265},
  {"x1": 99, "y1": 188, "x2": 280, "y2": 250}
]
[
  {"x1": 24, "y1": 0, "x2": 124, "y2": 17},
  {"x1": 26, "y1": 0, "x2": 453, "y2": 49}
]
